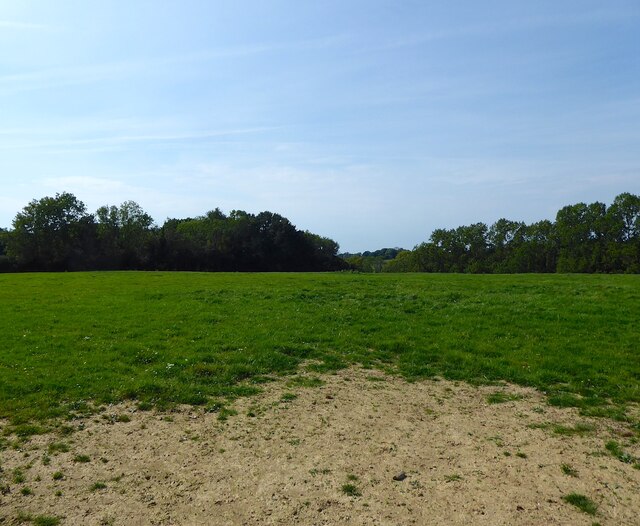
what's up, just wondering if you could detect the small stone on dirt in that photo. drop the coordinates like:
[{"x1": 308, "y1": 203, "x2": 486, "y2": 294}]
[{"x1": 393, "y1": 472, "x2": 407, "y2": 481}]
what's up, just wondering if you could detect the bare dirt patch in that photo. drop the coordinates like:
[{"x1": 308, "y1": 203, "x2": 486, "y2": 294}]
[{"x1": 1, "y1": 368, "x2": 639, "y2": 525}]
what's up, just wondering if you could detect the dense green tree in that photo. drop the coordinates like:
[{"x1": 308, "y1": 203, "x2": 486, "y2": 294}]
[
  {"x1": 8, "y1": 192, "x2": 95, "y2": 270},
  {"x1": 96, "y1": 201, "x2": 155, "y2": 269},
  {"x1": 4, "y1": 191, "x2": 639, "y2": 274},
  {"x1": 605, "y1": 193, "x2": 640, "y2": 272},
  {"x1": 0, "y1": 228, "x2": 11, "y2": 272},
  {"x1": 555, "y1": 202, "x2": 607, "y2": 272},
  {"x1": 355, "y1": 193, "x2": 639, "y2": 274},
  {"x1": 382, "y1": 249, "x2": 419, "y2": 272},
  {"x1": 342, "y1": 247, "x2": 403, "y2": 272}
]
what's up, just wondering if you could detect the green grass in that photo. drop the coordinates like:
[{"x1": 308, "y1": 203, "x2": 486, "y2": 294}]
[
  {"x1": 486, "y1": 392, "x2": 523, "y2": 404},
  {"x1": 16, "y1": 512, "x2": 61, "y2": 526},
  {"x1": 341, "y1": 483, "x2": 361, "y2": 496},
  {"x1": 0, "y1": 272, "x2": 639, "y2": 428},
  {"x1": 561, "y1": 463, "x2": 579, "y2": 477},
  {"x1": 605, "y1": 440, "x2": 639, "y2": 466},
  {"x1": 89, "y1": 481, "x2": 107, "y2": 491},
  {"x1": 563, "y1": 493, "x2": 598, "y2": 515},
  {"x1": 552, "y1": 422, "x2": 596, "y2": 436}
]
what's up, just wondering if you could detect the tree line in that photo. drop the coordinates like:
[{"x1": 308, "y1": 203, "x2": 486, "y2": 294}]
[
  {"x1": 0, "y1": 192, "x2": 347, "y2": 272},
  {"x1": 343, "y1": 193, "x2": 640, "y2": 273}
]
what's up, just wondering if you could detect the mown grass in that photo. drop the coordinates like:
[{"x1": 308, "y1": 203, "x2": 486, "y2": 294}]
[{"x1": 0, "y1": 272, "x2": 639, "y2": 428}]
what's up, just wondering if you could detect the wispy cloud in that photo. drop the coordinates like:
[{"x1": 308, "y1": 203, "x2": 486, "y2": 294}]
[
  {"x1": 0, "y1": 20, "x2": 53, "y2": 30},
  {"x1": 0, "y1": 34, "x2": 348, "y2": 94},
  {"x1": 0, "y1": 126, "x2": 280, "y2": 152},
  {"x1": 368, "y1": 7, "x2": 640, "y2": 52}
]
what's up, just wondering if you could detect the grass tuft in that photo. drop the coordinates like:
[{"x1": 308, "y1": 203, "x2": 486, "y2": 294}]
[
  {"x1": 341, "y1": 483, "x2": 361, "y2": 497},
  {"x1": 486, "y1": 392, "x2": 523, "y2": 404},
  {"x1": 561, "y1": 464, "x2": 579, "y2": 477},
  {"x1": 563, "y1": 493, "x2": 598, "y2": 515}
]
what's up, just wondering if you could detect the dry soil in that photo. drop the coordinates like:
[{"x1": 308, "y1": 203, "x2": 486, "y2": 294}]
[{"x1": 1, "y1": 367, "x2": 639, "y2": 525}]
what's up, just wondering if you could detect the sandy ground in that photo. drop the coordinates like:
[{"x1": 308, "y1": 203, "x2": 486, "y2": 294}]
[{"x1": 1, "y1": 367, "x2": 639, "y2": 526}]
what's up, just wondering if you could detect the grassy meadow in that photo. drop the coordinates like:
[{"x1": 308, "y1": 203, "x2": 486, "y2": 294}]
[{"x1": 1, "y1": 272, "x2": 639, "y2": 430}]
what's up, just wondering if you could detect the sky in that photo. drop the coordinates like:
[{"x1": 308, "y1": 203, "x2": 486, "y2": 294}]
[{"x1": 1, "y1": 1, "x2": 639, "y2": 252}]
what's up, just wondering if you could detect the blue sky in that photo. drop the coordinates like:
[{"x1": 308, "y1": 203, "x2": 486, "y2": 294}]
[{"x1": 1, "y1": 1, "x2": 639, "y2": 252}]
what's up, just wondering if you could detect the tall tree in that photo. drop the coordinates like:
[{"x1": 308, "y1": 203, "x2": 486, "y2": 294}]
[
  {"x1": 605, "y1": 193, "x2": 640, "y2": 271},
  {"x1": 8, "y1": 192, "x2": 95, "y2": 270},
  {"x1": 96, "y1": 201, "x2": 154, "y2": 268},
  {"x1": 0, "y1": 228, "x2": 11, "y2": 271},
  {"x1": 555, "y1": 202, "x2": 606, "y2": 272}
]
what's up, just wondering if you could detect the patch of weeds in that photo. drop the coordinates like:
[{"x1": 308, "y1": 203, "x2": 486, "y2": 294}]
[
  {"x1": 288, "y1": 438, "x2": 301, "y2": 446},
  {"x1": 116, "y1": 414, "x2": 131, "y2": 423},
  {"x1": 33, "y1": 516, "x2": 61, "y2": 526},
  {"x1": 581, "y1": 405, "x2": 629, "y2": 421},
  {"x1": 56, "y1": 424, "x2": 75, "y2": 436},
  {"x1": 47, "y1": 442, "x2": 70, "y2": 455},
  {"x1": 161, "y1": 415, "x2": 175, "y2": 422},
  {"x1": 16, "y1": 511, "x2": 32, "y2": 523},
  {"x1": 90, "y1": 481, "x2": 107, "y2": 491},
  {"x1": 516, "y1": 452, "x2": 528, "y2": 459},
  {"x1": 55, "y1": 490, "x2": 63, "y2": 496},
  {"x1": 503, "y1": 451, "x2": 511, "y2": 457},
  {"x1": 366, "y1": 375, "x2": 386, "y2": 382},
  {"x1": 137, "y1": 401, "x2": 153, "y2": 411},
  {"x1": 487, "y1": 392, "x2": 523, "y2": 404},
  {"x1": 341, "y1": 483, "x2": 361, "y2": 497},
  {"x1": 42, "y1": 454, "x2": 51, "y2": 466},
  {"x1": 250, "y1": 375, "x2": 276, "y2": 385},
  {"x1": 4, "y1": 424, "x2": 48, "y2": 439},
  {"x1": 561, "y1": 464, "x2": 579, "y2": 477},
  {"x1": 280, "y1": 392, "x2": 298, "y2": 403},
  {"x1": 444, "y1": 474, "x2": 463, "y2": 482},
  {"x1": 487, "y1": 435, "x2": 504, "y2": 447},
  {"x1": 13, "y1": 468, "x2": 26, "y2": 483},
  {"x1": 347, "y1": 474, "x2": 359, "y2": 481},
  {"x1": 204, "y1": 400, "x2": 224, "y2": 414},
  {"x1": 52, "y1": 471, "x2": 64, "y2": 480},
  {"x1": 548, "y1": 393, "x2": 585, "y2": 409},
  {"x1": 563, "y1": 493, "x2": 598, "y2": 515},
  {"x1": 552, "y1": 422, "x2": 595, "y2": 437},
  {"x1": 526, "y1": 422, "x2": 549, "y2": 430},
  {"x1": 20, "y1": 486, "x2": 33, "y2": 496},
  {"x1": 605, "y1": 440, "x2": 638, "y2": 465},
  {"x1": 217, "y1": 408, "x2": 237, "y2": 422},
  {"x1": 73, "y1": 454, "x2": 91, "y2": 463},
  {"x1": 286, "y1": 376, "x2": 325, "y2": 388}
]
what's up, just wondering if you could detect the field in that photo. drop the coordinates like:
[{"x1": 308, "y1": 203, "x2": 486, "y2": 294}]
[
  {"x1": 1, "y1": 272, "x2": 640, "y2": 525},
  {"x1": 1, "y1": 272, "x2": 639, "y2": 426}
]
